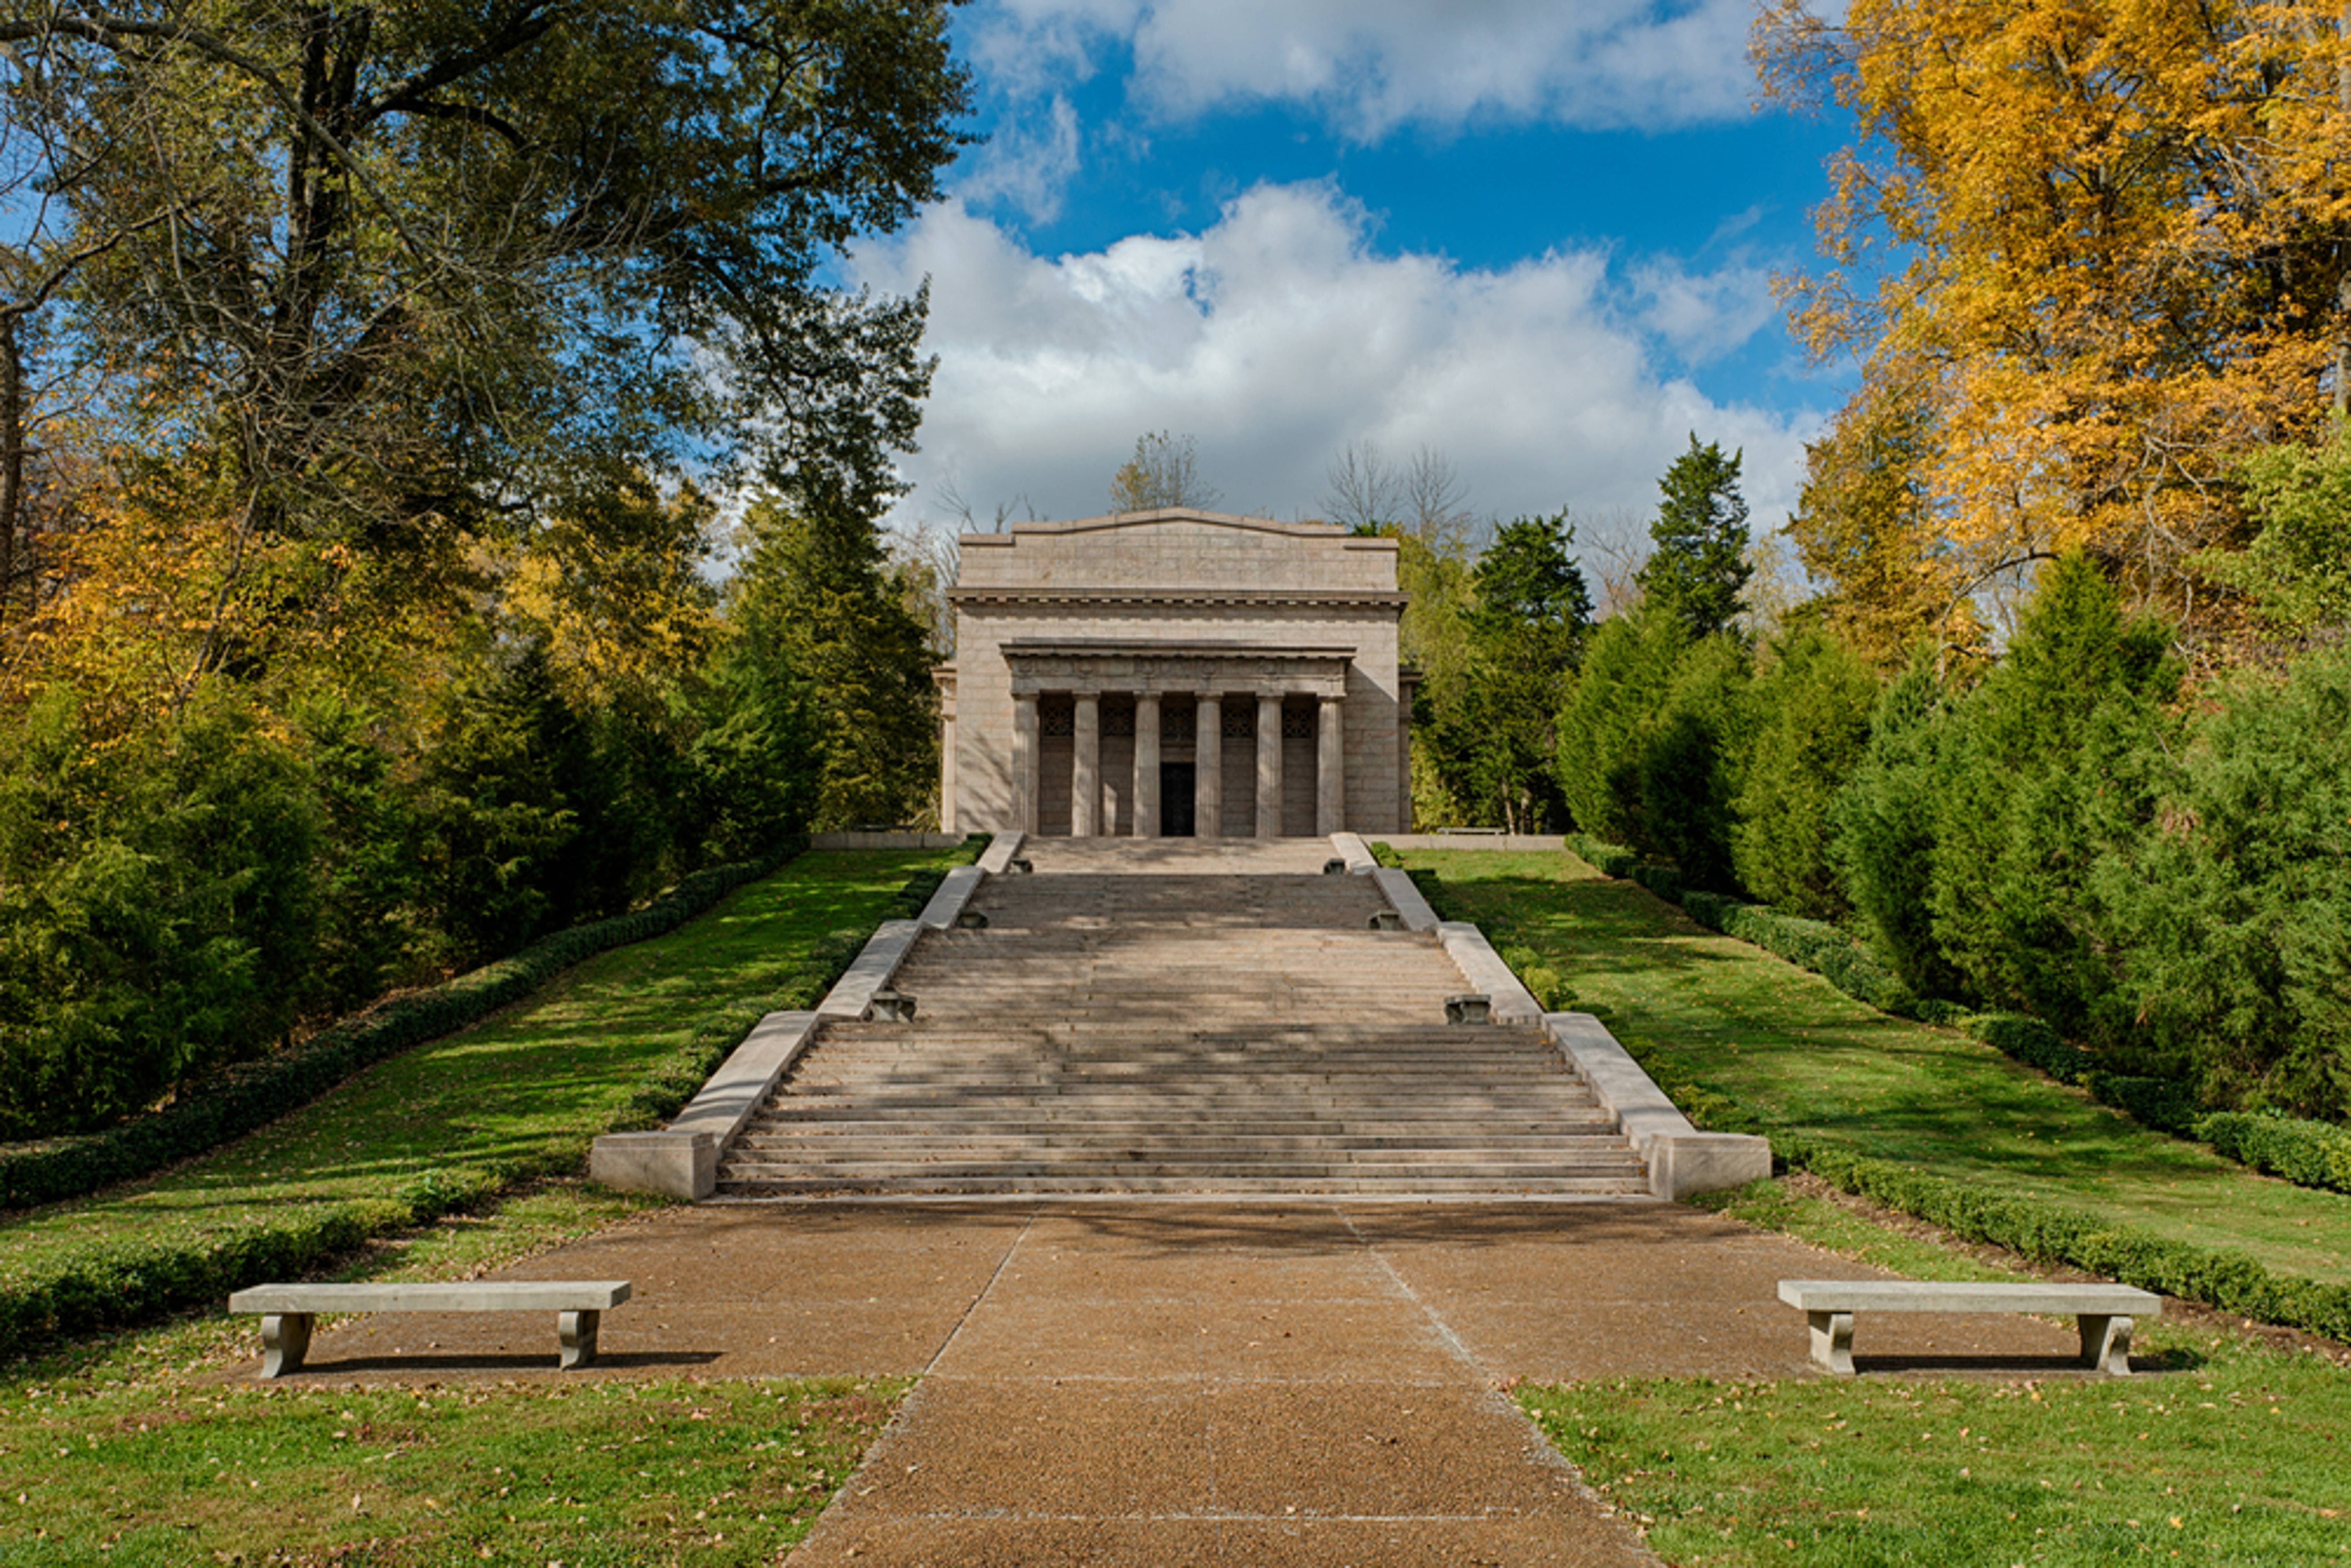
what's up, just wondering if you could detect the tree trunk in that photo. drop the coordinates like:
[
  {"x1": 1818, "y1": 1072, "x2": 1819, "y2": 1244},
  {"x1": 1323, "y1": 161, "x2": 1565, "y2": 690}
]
[{"x1": 0, "y1": 316, "x2": 21, "y2": 626}]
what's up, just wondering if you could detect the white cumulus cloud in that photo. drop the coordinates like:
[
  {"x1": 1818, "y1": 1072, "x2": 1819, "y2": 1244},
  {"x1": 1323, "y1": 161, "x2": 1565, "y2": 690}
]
[
  {"x1": 850, "y1": 182, "x2": 1818, "y2": 541},
  {"x1": 967, "y1": 0, "x2": 1762, "y2": 138}
]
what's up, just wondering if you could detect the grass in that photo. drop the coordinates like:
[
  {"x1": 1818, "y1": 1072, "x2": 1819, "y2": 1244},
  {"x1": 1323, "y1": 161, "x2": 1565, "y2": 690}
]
[
  {"x1": 0, "y1": 848, "x2": 962, "y2": 1562},
  {"x1": 0, "y1": 1170, "x2": 908, "y2": 1565},
  {"x1": 0, "y1": 847, "x2": 960, "y2": 1354},
  {"x1": 1413, "y1": 845, "x2": 2351, "y2": 1562},
  {"x1": 0, "y1": 1373, "x2": 906, "y2": 1566},
  {"x1": 1400, "y1": 848, "x2": 2351, "y2": 1287},
  {"x1": 1517, "y1": 1185, "x2": 2351, "y2": 1566}
]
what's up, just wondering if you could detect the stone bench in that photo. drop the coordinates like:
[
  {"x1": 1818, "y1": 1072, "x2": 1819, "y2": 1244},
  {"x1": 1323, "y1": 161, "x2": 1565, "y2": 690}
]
[
  {"x1": 228, "y1": 1281, "x2": 632, "y2": 1378},
  {"x1": 1779, "y1": 1279, "x2": 2158, "y2": 1376}
]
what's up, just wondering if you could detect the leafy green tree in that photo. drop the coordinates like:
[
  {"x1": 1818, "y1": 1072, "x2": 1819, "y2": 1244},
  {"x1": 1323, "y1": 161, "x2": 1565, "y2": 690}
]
[
  {"x1": 1638, "y1": 435, "x2": 1754, "y2": 640},
  {"x1": 0, "y1": 0, "x2": 967, "y2": 678},
  {"x1": 0, "y1": 688, "x2": 322, "y2": 1134},
  {"x1": 1733, "y1": 625, "x2": 1880, "y2": 917},
  {"x1": 2200, "y1": 419, "x2": 2351, "y2": 643},
  {"x1": 1395, "y1": 533, "x2": 1478, "y2": 829},
  {"x1": 734, "y1": 476, "x2": 937, "y2": 831}
]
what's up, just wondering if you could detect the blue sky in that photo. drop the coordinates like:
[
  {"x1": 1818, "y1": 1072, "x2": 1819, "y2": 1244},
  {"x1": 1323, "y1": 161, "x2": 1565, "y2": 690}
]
[{"x1": 852, "y1": 0, "x2": 1859, "y2": 550}]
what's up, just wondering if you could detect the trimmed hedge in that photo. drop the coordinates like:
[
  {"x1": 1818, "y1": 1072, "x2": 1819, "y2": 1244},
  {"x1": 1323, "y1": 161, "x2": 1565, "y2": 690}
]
[
  {"x1": 0, "y1": 865, "x2": 934, "y2": 1361},
  {"x1": 1965, "y1": 1012, "x2": 2091, "y2": 1084},
  {"x1": 0, "y1": 839, "x2": 816, "y2": 1213},
  {"x1": 1581, "y1": 833, "x2": 1921, "y2": 1016},
  {"x1": 1566, "y1": 831, "x2": 1640, "y2": 880},
  {"x1": 2084, "y1": 1072, "x2": 2204, "y2": 1136},
  {"x1": 2198, "y1": 1112, "x2": 2351, "y2": 1197},
  {"x1": 1780, "y1": 1132, "x2": 2351, "y2": 1344},
  {"x1": 1571, "y1": 832, "x2": 2351, "y2": 1211}
]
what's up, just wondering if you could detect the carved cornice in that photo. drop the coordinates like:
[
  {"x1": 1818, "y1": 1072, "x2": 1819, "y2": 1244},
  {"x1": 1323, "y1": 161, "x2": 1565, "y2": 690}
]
[{"x1": 949, "y1": 586, "x2": 1406, "y2": 611}]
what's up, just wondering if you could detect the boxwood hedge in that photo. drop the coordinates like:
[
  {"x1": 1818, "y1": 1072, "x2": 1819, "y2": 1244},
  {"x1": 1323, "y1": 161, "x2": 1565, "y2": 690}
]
[
  {"x1": 0, "y1": 838, "x2": 814, "y2": 1213},
  {"x1": 1779, "y1": 1131, "x2": 2351, "y2": 1344},
  {"x1": 1564, "y1": 833, "x2": 2351, "y2": 1194},
  {"x1": 2197, "y1": 1113, "x2": 2351, "y2": 1197},
  {"x1": 0, "y1": 857, "x2": 951, "y2": 1361}
]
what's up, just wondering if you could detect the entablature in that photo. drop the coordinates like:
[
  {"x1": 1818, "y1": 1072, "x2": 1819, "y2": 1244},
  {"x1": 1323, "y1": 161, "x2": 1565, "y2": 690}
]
[{"x1": 1002, "y1": 641, "x2": 1352, "y2": 700}]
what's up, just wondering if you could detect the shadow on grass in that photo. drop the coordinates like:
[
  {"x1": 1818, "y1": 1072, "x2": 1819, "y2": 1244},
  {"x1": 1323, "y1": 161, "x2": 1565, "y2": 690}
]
[{"x1": 276, "y1": 1350, "x2": 726, "y2": 1379}]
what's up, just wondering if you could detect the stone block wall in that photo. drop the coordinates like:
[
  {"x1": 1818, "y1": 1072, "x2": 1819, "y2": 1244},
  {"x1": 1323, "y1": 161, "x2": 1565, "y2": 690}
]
[{"x1": 939, "y1": 511, "x2": 1409, "y2": 836}]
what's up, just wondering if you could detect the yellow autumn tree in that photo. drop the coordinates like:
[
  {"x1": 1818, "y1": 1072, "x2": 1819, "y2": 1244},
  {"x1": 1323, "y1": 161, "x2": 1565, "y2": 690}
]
[
  {"x1": 1757, "y1": 0, "x2": 2351, "y2": 625},
  {"x1": 494, "y1": 475, "x2": 722, "y2": 721}
]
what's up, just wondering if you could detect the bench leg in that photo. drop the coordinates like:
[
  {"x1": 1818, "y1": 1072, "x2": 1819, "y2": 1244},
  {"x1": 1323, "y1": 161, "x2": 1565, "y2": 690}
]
[
  {"x1": 558, "y1": 1308, "x2": 601, "y2": 1371},
  {"x1": 258, "y1": 1313, "x2": 313, "y2": 1379},
  {"x1": 1808, "y1": 1310, "x2": 1856, "y2": 1375},
  {"x1": 2079, "y1": 1313, "x2": 2134, "y2": 1376}
]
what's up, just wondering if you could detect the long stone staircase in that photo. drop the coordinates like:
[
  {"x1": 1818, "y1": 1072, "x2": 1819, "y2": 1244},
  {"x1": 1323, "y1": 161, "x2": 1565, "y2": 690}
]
[{"x1": 718, "y1": 840, "x2": 1650, "y2": 1196}]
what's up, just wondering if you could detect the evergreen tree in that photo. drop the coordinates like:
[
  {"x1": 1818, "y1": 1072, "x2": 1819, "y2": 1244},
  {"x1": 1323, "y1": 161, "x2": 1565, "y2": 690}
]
[
  {"x1": 2105, "y1": 645, "x2": 2351, "y2": 1117},
  {"x1": 1639, "y1": 435, "x2": 1754, "y2": 639},
  {"x1": 1733, "y1": 624, "x2": 1879, "y2": 917},
  {"x1": 1454, "y1": 512, "x2": 1591, "y2": 830},
  {"x1": 1634, "y1": 634, "x2": 1752, "y2": 892},
  {"x1": 1831, "y1": 651, "x2": 1962, "y2": 996},
  {"x1": 1554, "y1": 604, "x2": 1688, "y2": 844},
  {"x1": 1928, "y1": 554, "x2": 2177, "y2": 1035},
  {"x1": 734, "y1": 476, "x2": 938, "y2": 831}
]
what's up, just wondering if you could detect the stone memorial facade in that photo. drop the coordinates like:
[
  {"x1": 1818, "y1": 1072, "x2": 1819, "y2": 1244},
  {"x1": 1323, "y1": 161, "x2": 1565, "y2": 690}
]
[{"x1": 933, "y1": 508, "x2": 1414, "y2": 837}]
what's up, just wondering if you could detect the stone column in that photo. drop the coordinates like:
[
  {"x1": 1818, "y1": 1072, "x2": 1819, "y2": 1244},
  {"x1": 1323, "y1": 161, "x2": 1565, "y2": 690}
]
[
  {"x1": 939, "y1": 708, "x2": 957, "y2": 834},
  {"x1": 1012, "y1": 692, "x2": 1039, "y2": 835},
  {"x1": 1194, "y1": 693, "x2": 1222, "y2": 839},
  {"x1": 1256, "y1": 693, "x2": 1283, "y2": 839},
  {"x1": 1317, "y1": 693, "x2": 1345, "y2": 835},
  {"x1": 1072, "y1": 692, "x2": 1100, "y2": 836},
  {"x1": 1134, "y1": 692, "x2": 1162, "y2": 838}
]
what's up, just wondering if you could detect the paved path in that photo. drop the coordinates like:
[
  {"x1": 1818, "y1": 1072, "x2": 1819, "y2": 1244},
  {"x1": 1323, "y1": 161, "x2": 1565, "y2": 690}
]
[{"x1": 268, "y1": 1199, "x2": 2089, "y2": 1565}]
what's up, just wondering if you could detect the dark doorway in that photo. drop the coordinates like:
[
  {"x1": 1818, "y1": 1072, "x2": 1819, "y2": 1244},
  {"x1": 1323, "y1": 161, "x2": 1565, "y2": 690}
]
[{"x1": 1160, "y1": 763, "x2": 1196, "y2": 836}]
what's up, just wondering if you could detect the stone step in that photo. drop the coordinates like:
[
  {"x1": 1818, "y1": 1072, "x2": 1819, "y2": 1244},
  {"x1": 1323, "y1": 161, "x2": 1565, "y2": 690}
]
[
  {"x1": 768, "y1": 1094, "x2": 1607, "y2": 1116},
  {"x1": 752, "y1": 1111, "x2": 1613, "y2": 1132},
  {"x1": 780, "y1": 1072, "x2": 1581, "y2": 1090},
  {"x1": 709, "y1": 851, "x2": 1645, "y2": 1198},
  {"x1": 782, "y1": 1062, "x2": 1586, "y2": 1083},
  {"x1": 776, "y1": 1070, "x2": 1592, "y2": 1091},
  {"x1": 718, "y1": 1155, "x2": 1648, "y2": 1180},
  {"x1": 724, "y1": 1142, "x2": 1646, "y2": 1166},
  {"x1": 798, "y1": 1039, "x2": 1562, "y2": 1058},
  {"x1": 717, "y1": 1173, "x2": 1653, "y2": 1195}
]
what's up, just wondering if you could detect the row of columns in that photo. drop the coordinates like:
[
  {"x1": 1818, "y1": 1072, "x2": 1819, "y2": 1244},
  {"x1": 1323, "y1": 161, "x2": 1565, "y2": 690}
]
[{"x1": 1011, "y1": 691, "x2": 1345, "y2": 838}]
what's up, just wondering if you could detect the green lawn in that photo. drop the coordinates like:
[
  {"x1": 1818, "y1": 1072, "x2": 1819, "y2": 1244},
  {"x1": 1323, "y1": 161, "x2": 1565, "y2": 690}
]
[
  {"x1": 1518, "y1": 1183, "x2": 2351, "y2": 1567},
  {"x1": 0, "y1": 1176, "x2": 907, "y2": 1565},
  {"x1": 1520, "y1": 1306, "x2": 2350, "y2": 1566},
  {"x1": 0, "y1": 1372, "x2": 905, "y2": 1566},
  {"x1": 1402, "y1": 848, "x2": 2350, "y2": 1286},
  {"x1": 0, "y1": 848, "x2": 960, "y2": 1353},
  {"x1": 0, "y1": 848, "x2": 958, "y2": 1563}
]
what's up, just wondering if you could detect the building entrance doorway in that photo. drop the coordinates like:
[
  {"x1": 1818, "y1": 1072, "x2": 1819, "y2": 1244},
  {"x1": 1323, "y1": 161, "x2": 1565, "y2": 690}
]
[{"x1": 1160, "y1": 764, "x2": 1195, "y2": 836}]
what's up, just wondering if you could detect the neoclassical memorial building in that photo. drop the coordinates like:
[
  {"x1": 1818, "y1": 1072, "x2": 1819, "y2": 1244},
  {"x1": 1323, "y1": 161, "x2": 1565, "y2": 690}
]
[{"x1": 934, "y1": 508, "x2": 1414, "y2": 837}]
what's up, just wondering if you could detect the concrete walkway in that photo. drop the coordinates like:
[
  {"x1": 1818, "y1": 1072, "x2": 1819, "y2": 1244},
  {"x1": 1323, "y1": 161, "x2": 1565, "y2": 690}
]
[{"x1": 267, "y1": 1199, "x2": 2089, "y2": 1566}]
